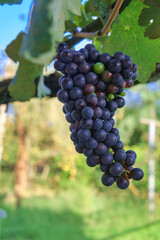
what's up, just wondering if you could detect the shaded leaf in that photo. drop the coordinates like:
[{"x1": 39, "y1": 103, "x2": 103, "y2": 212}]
[
  {"x1": 139, "y1": 0, "x2": 160, "y2": 39},
  {"x1": 0, "y1": 0, "x2": 22, "y2": 5},
  {"x1": 20, "y1": 0, "x2": 81, "y2": 65},
  {"x1": 95, "y1": 0, "x2": 160, "y2": 83},
  {"x1": 6, "y1": 33, "x2": 43, "y2": 101}
]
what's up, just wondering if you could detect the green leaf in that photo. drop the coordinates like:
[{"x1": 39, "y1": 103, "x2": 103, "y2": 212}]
[
  {"x1": 20, "y1": 0, "x2": 81, "y2": 65},
  {"x1": 95, "y1": 0, "x2": 160, "y2": 83},
  {"x1": 139, "y1": 0, "x2": 160, "y2": 39},
  {"x1": 0, "y1": 0, "x2": 22, "y2": 5},
  {"x1": 6, "y1": 33, "x2": 43, "y2": 101}
]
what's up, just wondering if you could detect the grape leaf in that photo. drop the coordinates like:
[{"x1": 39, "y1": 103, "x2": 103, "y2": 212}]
[
  {"x1": 139, "y1": 0, "x2": 160, "y2": 39},
  {"x1": 0, "y1": 0, "x2": 22, "y2": 5},
  {"x1": 20, "y1": 0, "x2": 81, "y2": 65},
  {"x1": 95, "y1": 0, "x2": 160, "y2": 83},
  {"x1": 6, "y1": 32, "x2": 43, "y2": 101}
]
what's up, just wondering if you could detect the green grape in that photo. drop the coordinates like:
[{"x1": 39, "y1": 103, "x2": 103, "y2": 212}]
[{"x1": 93, "y1": 62, "x2": 105, "y2": 74}]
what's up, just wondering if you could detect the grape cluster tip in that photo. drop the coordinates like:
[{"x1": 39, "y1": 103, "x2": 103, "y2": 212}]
[{"x1": 54, "y1": 42, "x2": 144, "y2": 190}]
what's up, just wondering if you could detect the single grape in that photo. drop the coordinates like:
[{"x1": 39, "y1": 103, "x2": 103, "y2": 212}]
[
  {"x1": 120, "y1": 91, "x2": 126, "y2": 97},
  {"x1": 83, "y1": 84, "x2": 95, "y2": 95},
  {"x1": 108, "y1": 117, "x2": 115, "y2": 127},
  {"x1": 107, "y1": 101, "x2": 118, "y2": 112},
  {"x1": 85, "y1": 44, "x2": 96, "y2": 51},
  {"x1": 132, "y1": 72, "x2": 138, "y2": 80},
  {"x1": 54, "y1": 60, "x2": 66, "y2": 71},
  {"x1": 125, "y1": 154, "x2": 135, "y2": 167},
  {"x1": 107, "y1": 83, "x2": 119, "y2": 94},
  {"x1": 95, "y1": 81, "x2": 107, "y2": 91},
  {"x1": 57, "y1": 42, "x2": 69, "y2": 52},
  {"x1": 72, "y1": 52, "x2": 85, "y2": 64},
  {"x1": 112, "y1": 73, "x2": 124, "y2": 86},
  {"x1": 102, "y1": 70, "x2": 112, "y2": 82},
  {"x1": 61, "y1": 76, "x2": 73, "y2": 89},
  {"x1": 93, "y1": 106, "x2": 103, "y2": 119},
  {"x1": 93, "y1": 129, "x2": 106, "y2": 142},
  {"x1": 86, "y1": 157, "x2": 96, "y2": 167},
  {"x1": 65, "y1": 62, "x2": 78, "y2": 75},
  {"x1": 86, "y1": 137, "x2": 98, "y2": 149},
  {"x1": 114, "y1": 97, "x2": 125, "y2": 108},
  {"x1": 131, "y1": 63, "x2": 138, "y2": 72},
  {"x1": 122, "y1": 69, "x2": 133, "y2": 79},
  {"x1": 86, "y1": 94, "x2": 98, "y2": 106},
  {"x1": 75, "y1": 98, "x2": 87, "y2": 110},
  {"x1": 81, "y1": 106, "x2": 94, "y2": 119},
  {"x1": 113, "y1": 52, "x2": 125, "y2": 61},
  {"x1": 92, "y1": 119, "x2": 103, "y2": 130},
  {"x1": 60, "y1": 49, "x2": 73, "y2": 63},
  {"x1": 107, "y1": 94, "x2": 114, "y2": 100},
  {"x1": 101, "y1": 108, "x2": 110, "y2": 120},
  {"x1": 93, "y1": 62, "x2": 105, "y2": 74},
  {"x1": 101, "y1": 152, "x2": 113, "y2": 165},
  {"x1": 104, "y1": 133, "x2": 117, "y2": 147},
  {"x1": 79, "y1": 48, "x2": 89, "y2": 60},
  {"x1": 79, "y1": 62, "x2": 91, "y2": 74},
  {"x1": 131, "y1": 168, "x2": 144, "y2": 181},
  {"x1": 102, "y1": 120, "x2": 112, "y2": 132},
  {"x1": 108, "y1": 59, "x2": 122, "y2": 73},
  {"x1": 69, "y1": 87, "x2": 83, "y2": 100},
  {"x1": 57, "y1": 89, "x2": 69, "y2": 103},
  {"x1": 89, "y1": 50, "x2": 100, "y2": 62},
  {"x1": 90, "y1": 154, "x2": 100, "y2": 165},
  {"x1": 110, "y1": 128, "x2": 119, "y2": 136},
  {"x1": 110, "y1": 112, "x2": 115, "y2": 117},
  {"x1": 116, "y1": 176, "x2": 129, "y2": 189},
  {"x1": 71, "y1": 110, "x2": 81, "y2": 121},
  {"x1": 73, "y1": 74, "x2": 86, "y2": 88},
  {"x1": 65, "y1": 112, "x2": 75, "y2": 123},
  {"x1": 83, "y1": 147, "x2": 93, "y2": 157},
  {"x1": 114, "y1": 149, "x2": 126, "y2": 162},
  {"x1": 95, "y1": 143, "x2": 108, "y2": 155},
  {"x1": 64, "y1": 100, "x2": 75, "y2": 112},
  {"x1": 97, "y1": 98, "x2": 106, "y2": 108},
  {"x1": 101, "y1": 173, "x2": 115, "y2": 186},
  {"x1": 122, "y1": 59, "x2": 133, "y2": 69},
  {"x1": 75, "y1": 144, "x2": 84, "y2": 154},
  {"x1": 100, "y1": 164, "x2": 109, "y2": 173},
  {"x1": 78, "y1": 128, "x2": 91, "y2": 141},
  {"x1": 86, "y1": 72, "x2": 98, "y2": 84},
  {"x1": 112, "y1": 141, "x2": 124, "y2": 151},
  {"x1": 109, "y1": 162, "x2": 123, "y2": 177},
  {"x1": 126, "y1": 150, "x2": 137, "y2": 159},
  {"x1": 80, "y1": 118, "x2": 93, "y2": 129},
  {"x1": 98, "y1": 53, "x2": 111, "y2": 65}
]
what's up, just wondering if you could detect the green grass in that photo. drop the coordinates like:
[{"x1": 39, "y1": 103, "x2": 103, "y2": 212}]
[{"x1": 1, "y1": 185, "x2": 160, "y2": 240}]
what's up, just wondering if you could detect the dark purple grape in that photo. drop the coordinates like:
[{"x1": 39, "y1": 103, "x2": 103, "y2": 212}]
[
  {"x1": 97, "y1": 98, "x2": 106, "y2": 108},
  {"x1": 108, "y1": 117, "x2": 115, "y2": 127},
  {"x1": 80, "y1": 118, "x2": 93, "y2": 129},
  {"x1": 93, "y1": 129, "x2": 106, "y2": 142},
  {"x1": 95, "y1": 81, "x2": 107, "y2": 91},
  {"x1": 104, "y1": 133, "x2": 117, "y2": 147},
  {"x1": 57, "y1": 42, "x2": 69, "y2": 52},
  {"x1": 114, "y1": 97, "x2": 125, "y2": 108},
  {"x1": 108, "y1": 59, "x2": 122, "y2": 73},
  {"x1": 110, "y1": 112, "x2": 115, "y2": 117},
  {"x1": 131, "y1": 168, "x2": 144, "y2": 181},
  {"x1": 102, "y1": 70, "x2": 112, "y2": 82},
  {"x1": 100, "y1": 164, "x2": 109, "y2": 173},
  {"x1": 126, "y1": 150, "x2": 137, "y2": 159},
  {"x1": 116, "y1": 176, "x2": 129, "y2": 189},
  {"x1": 114, "y1": 149, "x2": 126, "y2": 162},
  {"x1": 131, "y1": 63, "x2": 138, "y2": 72},
  {"x1": 132, "y1": 72, "x2": 138, "y2": 80},
  {"x1": 122, "y1": 69, "x2": 133, "y2": 79},
  {"x1": 58, "y1": 76, "x2": 65, "y2": 87},
  {"x1": 86, "y1": 94, "x2": 98, "y2": 106},
  {"x1": 75, "y1": 121, "x2": 81, "y2": 130},
  {"x1": 101, "y1": 173, "x2": 115, "y2": 186},
  {"x1": 90, "y1": 155, "x2": 100, "y2": 165},
  {"x1": 72, "y1": 52, "x2": 85, "y2": 64},
  {"x1": 81, "y1": 107, "x2": 94, "y2": 119},
  {"x1": 64, "y1": 100, "x2": 75, "y2": 112},
  {"x1": 113, "y1": 52, "x2": 125, "y2": 61},
  {"x1": 109, "y1": 162, "x2": 123, "y2": 177},
  {"x1": 79, "y1": 48, "x2": 89, "y2": 60},
  {"x1": 126, "y1": 79, "x2": 134, "y2": 88},
  {"x1": 102, "y1": 120, "x2": 112, "y2": 132},
  {"x1": 85, "y1": 44, "x2": 96, "y2": 51},
  {"x1": 86, "y1": 72, "x2": 98, "y2": 84},
  {"x1": 101, "y1": 153, "x2": 113, "y2": 165},
  {"x1": 71, "y1": 110, "x2": 81, "y2": 121},
  {"x1": 65, "y1": 62, "x2": 78, "y2": 75},
  {"x1": 98, "y1": 53, "x2": 111, "y2": 65},
  {"x1": 63, "y1": 105, "x2": 67, "y2": 114},
  {"x1": 70, "y1": 123, "x2": 75, "y2": 132},
  {"x1": 107, "y1": 101, "x2": 118, "y2": 112},
  {"x1": 125, "y1": 154, "x2": 135, "y2": 167},
  {"x1": 95, "y1": 143, "x2": 108, "y2": 155},
  {"x1": 54, "y1": 60, "x2": 66, "y2": 71},
  {"x1": 83, "y1": 147, "x2": 93, "y2": 157},
  {"x1": 89, "y1": 50, "x2": 99, "y2": 62},
  {"x1": 75, "y1": 144, "x2": 83, "y2": 153},
  {"x1": 112, "y1": 141, "x2": 124, "y2": 150},
  {"x1": 110, "y1": 128, "x2": 119, "y2": 136},
  {"x1": 78, "y1": 139, "x2": 86, "y2": 147},
  {"x1": 57, "y1": 89, "x2": 69, "y2": 103},
  {"x1": 101, "y1": 108, "x2": 110, "y2": 120},
  {"x1": 75, "y1": 98, "x2": 87, "y2": 110},
  {"x1": 93, "y1": 106, "x2": 103, "y2": 119},
  {"x1": 112, "y1": 73, "x2": 124, "y2": 86},
  {"x1": 65, "y1": 112, "x2": 75, "y2": 123},
  {"x1": 69, "y1": 87, "x2": 83, "y2": 100},
  {"x1": 73, "y1": 74, "x2": 86, "y2": 88},
  {"x1": 86, "y1": 157, "x2": 96, "y2": 167},
  {"x1": 79, "y1": 62, "x2": 91, "y2": 74},
  {"x1": 78, "y1": 129, "x2": 91, "y2": 141},
  {"x1": 83, "y1": 84, "x2": 95, "y2": 95},
  {"x1": 85, "y1": 137, "x2": 98, "y2": 149},
  {"x1": 92, "y1": 119, "x2": 103, "y2": 130},
  {"x1": 122, "y1": 59, "x2": 133, "y2": 69},
  {"x1": 61, "y1": 76, "x2": 73, "y2": 89},
  {"x1": 60, "y1": 49, "x2": 73, "y2": 63}
]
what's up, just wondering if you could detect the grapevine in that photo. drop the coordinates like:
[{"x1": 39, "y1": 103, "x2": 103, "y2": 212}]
[{"x1": 54, "y1": 42, "x2": 144, "y2": 190}]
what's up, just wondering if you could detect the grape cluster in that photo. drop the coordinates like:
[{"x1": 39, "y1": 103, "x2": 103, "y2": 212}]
[{"x1": 54, "y1": 42, "x2": 144, "y2": 190}]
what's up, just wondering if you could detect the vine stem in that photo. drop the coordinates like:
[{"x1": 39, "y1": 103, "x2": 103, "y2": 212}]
[
  {"x1": 89, "y1": 0, "x2": 96, "y2": 11},
  {"x1": 100, "y1": 0, "x2": 124, "y2": 37},
  {"x1": 73, "y1": 0, "x2": 124, "y2": 39}
]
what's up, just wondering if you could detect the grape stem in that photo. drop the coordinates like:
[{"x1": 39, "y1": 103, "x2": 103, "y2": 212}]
[
  {"x1": 74, "y1": 0, "x2": 124, "y2": 38},
  {"x1": 100, "y1": 0, "x2": 124, "y2": 37}
]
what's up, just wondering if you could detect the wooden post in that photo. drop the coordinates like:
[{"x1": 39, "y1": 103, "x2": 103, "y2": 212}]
[{"x1": 139, "y1": 118, "x2": 160, "y2": 218}]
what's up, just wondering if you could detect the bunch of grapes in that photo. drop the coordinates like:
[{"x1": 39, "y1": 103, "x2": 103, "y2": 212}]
[{"x1": 54, "y1": 42, "x2": 144, "y2": 190}]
